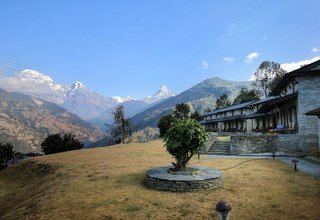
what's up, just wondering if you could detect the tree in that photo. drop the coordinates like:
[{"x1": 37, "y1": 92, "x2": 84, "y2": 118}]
[
  {"x1": 190, "y1": 111, "x2": 203, "y2": 122},
  {"x1": 0, "y1": 143, "x2": 14, "y2": 163},
  {"x1": 204, "y1": 108, "x2": 212, "y2": 113},
  {"x1": 253, "y1": 61, "x2": 286, "y2": 97},
  {"x1": 157, "y1": 114, "x2": 177, "y2": 137},
  {"x1": 215, "y1": 93, "x2": 231, "y2": 109},
  {"x1": 164, "y1": 119, "x2": 207, "y2": 171},
  {"x1": 173, "y1": 103, "x2": 190, "y2": 120},
  {"x1": 109, "y1": 105, "x2": 132, "y2": 144},
  {"x1": 41, "y1": 133, "x2": 83, "y2": 155},
  {"x1": 233, "y1": 87, "x2": 261, "y2": 105}
]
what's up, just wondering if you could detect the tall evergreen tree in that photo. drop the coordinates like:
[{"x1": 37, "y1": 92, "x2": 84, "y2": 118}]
[
  {"x1": 215, "y1": 93, "x2": 231, "y2": 109},
  {"x1": 253, "y1": 61, "x2": 286, "y2": 97},
  {"x1": 173, "y1": 103, "x2": 190, "y2": 120},
  {"x1": 233, "y1": 87, "x2": 261, "y2": 105},
  {"x1": 110, "y1": 105, "x2": 132, "y2": 144}
]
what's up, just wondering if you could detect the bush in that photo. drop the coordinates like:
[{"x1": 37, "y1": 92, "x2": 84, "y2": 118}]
[
  {"x1": 41, "y1": 133, "x2": 84, "y2": 155},
  {"x1": 131, "y1": 127, "x2": 160, "y2": 143},
  {"x1": 164, "y1": 119, "x2": 207, "y2": 171},
  {"x1": 0, "y1": 142, "x2": 14, "y2": 163},
  {"x1": 311, "y1": 147, "x2": 320, "y2": 158}
]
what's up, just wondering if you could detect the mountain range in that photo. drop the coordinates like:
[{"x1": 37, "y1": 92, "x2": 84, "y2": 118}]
[
  {"x1": 131, "y1": 77, "x2": 250, "y2": 129},
  {"x1": 0, "y1": 88, "x2": 104, "y2": 153},
  {"x1": 0, "y1": 68, "x2": 251, "y2": 152},
  {"x1": 0, "y1": 69, "x2": 175, "y2": 121}
]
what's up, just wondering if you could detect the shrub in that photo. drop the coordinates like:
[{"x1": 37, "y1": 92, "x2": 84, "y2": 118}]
[
  {"x1": 0, "y1": 142, "x2": 14, "y2": 163},
  {"x1": 311, "y1": 147, "x2": 320, "y2": 158},
  {"x1": 164, "y1": 119, "x2": 207, "y2": 171},
  {"x1": 131, "y1": 127, "x2": 160, "y2": 143},
  {"x1": 41, "y1": 133, "x2": 84, "y2": 155}
]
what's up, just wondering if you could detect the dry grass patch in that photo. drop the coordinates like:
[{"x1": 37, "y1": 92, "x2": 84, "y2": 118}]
[{"x1": 0, "y1": 140, "x2": 319, "y2": 219}]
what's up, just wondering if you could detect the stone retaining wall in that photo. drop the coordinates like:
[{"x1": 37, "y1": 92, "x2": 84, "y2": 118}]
[
  {"x1": 230, "y1": 134, "x2": 276, "y2": 154},
  {"x1": 145, "y1": 166, "x2": 223, "y2": 192},
  {"x1": 230, "y1": 133, "x2": 318, "y2": 155}
]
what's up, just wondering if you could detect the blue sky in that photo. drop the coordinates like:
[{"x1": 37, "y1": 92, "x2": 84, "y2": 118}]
[{"x1": 0, "y1": 0, "x2": 319, "y2": 98}]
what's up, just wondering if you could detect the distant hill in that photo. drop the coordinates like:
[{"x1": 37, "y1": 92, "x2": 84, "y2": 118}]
[
  {"x1": 131, "y1": 77, "x2": 251, "y2": 129},
  {"x1": 0, "y1": 88, "x2": 104, "y2": 153}
]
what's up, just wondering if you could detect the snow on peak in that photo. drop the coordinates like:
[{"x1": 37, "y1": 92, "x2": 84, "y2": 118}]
[
  {"x1": 154, "y1": 85, "x2": 174, "y2": 98},
  {"x1": 71, "y1": 81, "x2": 85, "y2": 90},
  {"x1": 19, "y1": 69, "x2": 67, "y2": 92},
  {"x1": 112, "y1": 96, "x2": 134, "y2": 103},
  {"x1": 20, "y1": 69, "x2": 54, "y2": 84},
  {"x1": 144, "y1": 85, "x2": 175, "y2": 103}
]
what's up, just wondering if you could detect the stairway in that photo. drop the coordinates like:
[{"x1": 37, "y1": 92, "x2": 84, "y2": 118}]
[{"x1": 207, "y1": 140, "x2": 232, "y2": 155}]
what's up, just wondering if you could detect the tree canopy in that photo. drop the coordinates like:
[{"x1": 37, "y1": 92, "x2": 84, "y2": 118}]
[
  {"x1": 164, "y1": 119, "x2": 207, "y2": 171},
  {"x1": 190, "y1": 110, "x2": 203, "y2": 122},
  {"x1": 173, "y1": 103, "x2": 190, "y2": 120},
  {"x1": 41, "y1": 133, "x2": 83, "y2": 155},
  {"x1": 109, "y1": 105, "x2": 132, "y2": 144},
  {"x1": 252, "y1": 61, "x2": 286, "y2": 97},
  {"x1": 157, "y1": 114, "x2": 177, "y2": 137},
  {"x1": 0, "y1": 143, "x2": 14, "y2": 163},
  {"x1": 215, "y1": 93, "x2": 231, "y2": 109},
  {"x1": 233, "y1": 87, "x2": 261, "y2": 105}
]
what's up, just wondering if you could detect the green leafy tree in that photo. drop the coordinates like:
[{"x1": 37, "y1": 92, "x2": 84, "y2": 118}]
[
  {"x1": 109, "y1": 105, "x2": 132, "y2": 144},
  {"x1": 164, "y1": 119, "x2": 207, "y2": 171},
  {"x1": 215, "y1": 93, "x2": 231, "y2": 109},
  {"x1": 157, "y1": 114, "x2": 177, "y2": 137},
  {"x1": 41, "y1": 133, "x2": 83, "y2": 155},
  {"x1": 204, "y1": 108, "x2": 212, "y2": 113},
  {"x1": 173, "y1": 103, "x2": 190, "y2": 120},
  {"x1": 253, "y1": 61, "x2": 286, "y2": 97},
  {"x1": 0, "y1": 143, "x2": 14, "y2": 163},
  {"x1": 233, "y1": 87, "x2": 261, "y2": 105},
  {"x1": 190, "y1": 110, "x2": 203, "y2": 122}
]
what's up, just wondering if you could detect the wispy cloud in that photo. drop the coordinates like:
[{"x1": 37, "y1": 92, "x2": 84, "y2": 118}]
[
  {"x1": 227, "y1": 23, "x2": 237, "y2": 31},
  {"x1": 312, "y1": 47, "x2": 320, "y2": 53},
  {"x1": 225, "y1": 23, "x2": 237, "y2": 36},
  {"x1": 262, "y1": 35, "x2": 268, "y2": 40},
  {"x1": 245, "y1": 52, "x2": 260, "y2": 63},
  {"x1": 201, "y1": 61, "x2": 209, "y2": 70},
  {"x1": 222, "y1": 57, "x2": 235, "y2": 64},
  {"x1": 281, "y1": 56, "x2": 320, "y2": 72}
]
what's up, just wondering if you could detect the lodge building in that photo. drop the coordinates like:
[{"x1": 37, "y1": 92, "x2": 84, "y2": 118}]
[{"x1": 201, "y1": 59, "x2": 320, "y2": 152}]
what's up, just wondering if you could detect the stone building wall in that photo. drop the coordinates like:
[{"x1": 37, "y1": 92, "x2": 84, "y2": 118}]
[{"x1": 296, "y1": 76, "x2": 320, "y2": 135}]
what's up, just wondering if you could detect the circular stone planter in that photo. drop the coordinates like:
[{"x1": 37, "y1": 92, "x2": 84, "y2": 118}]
[{"x1": 145, "y1": 166, "x2": 223, "y2": 192}]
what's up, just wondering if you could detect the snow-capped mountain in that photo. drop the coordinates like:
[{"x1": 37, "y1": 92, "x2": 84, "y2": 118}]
[
  {"x1": 0, "y1": 69, "x2": 175, "y2": 123},
  {"x1": 143, "y1": 85, "x2": 175, "y2": 103},
  {"x1": 19, "y1": 69, "x2": 69, "y2": 93},
  {"x1": 112, "y1": 96, "x2": 134, "y2": 103},
  {"x1": 61, "y1": 81, "x2": 117, "y2": 120}
]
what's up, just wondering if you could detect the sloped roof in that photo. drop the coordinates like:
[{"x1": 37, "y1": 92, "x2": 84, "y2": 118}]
[
  {"x1": 203, "y1": 100, "x2": 255, "y2": 116},
  {"x1": 270, "y1": 59, "x2": 320, "y2": 96},
  {"x1": 305, "y1": 107, "x2": 320, "y2": 116},
  {"x1": 203, "y1": 96, "x2": 278, "y2": 116}
]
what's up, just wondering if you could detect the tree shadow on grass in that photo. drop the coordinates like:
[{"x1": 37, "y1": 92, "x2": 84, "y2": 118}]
[{"x1": 0, "y1": 160, "x2": 61, "y2": 218}]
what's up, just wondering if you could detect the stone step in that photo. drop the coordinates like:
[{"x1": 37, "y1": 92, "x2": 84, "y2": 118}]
[
  {"x1": 208, "y1": 148, "x2": 231, "y2": 152},
  {"x1": 205, "y1": 151, "x2": 234, "y2": 155}
]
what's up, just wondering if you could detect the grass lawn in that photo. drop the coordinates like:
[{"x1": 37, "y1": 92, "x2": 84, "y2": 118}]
[{"x1": 0, "y1": 140, "x2": 319, "y2": 219}]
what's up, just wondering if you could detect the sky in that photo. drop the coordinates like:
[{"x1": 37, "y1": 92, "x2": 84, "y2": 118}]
[{"x1": 0, "y1": 0, "x2": 319, "y2": 98}]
